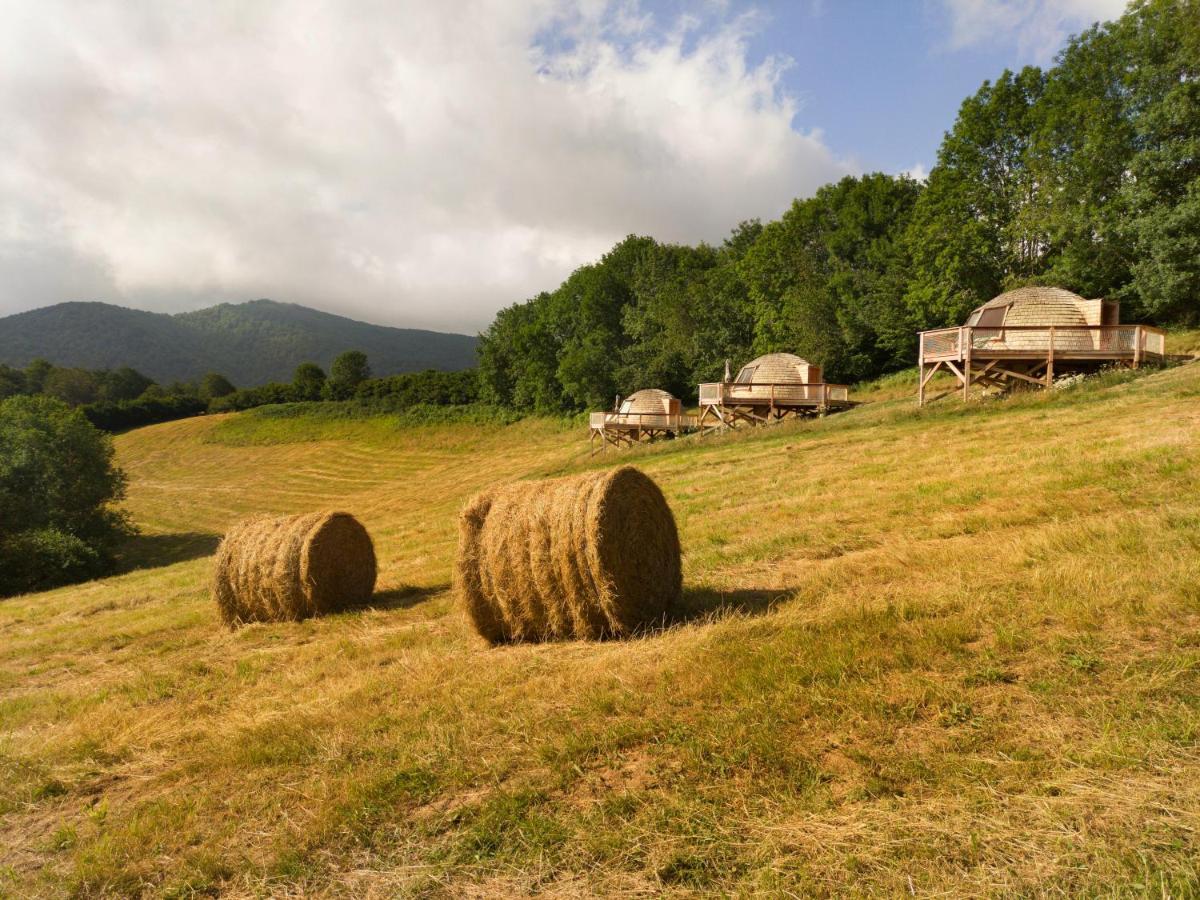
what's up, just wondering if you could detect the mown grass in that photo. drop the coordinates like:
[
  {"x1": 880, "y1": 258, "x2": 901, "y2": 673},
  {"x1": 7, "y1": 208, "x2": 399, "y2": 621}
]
[{"x1": 1, "y1": 362, "x2": 1199, "y2": 896}]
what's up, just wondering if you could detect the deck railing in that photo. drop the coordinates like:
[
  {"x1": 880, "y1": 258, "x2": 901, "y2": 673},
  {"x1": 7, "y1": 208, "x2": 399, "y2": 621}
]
[
  {"x1": 698, "y1": 382, "x2": 850, "y2": 406},
  {"x1": 589, "y1": 411, "x2": 696, "y2": 430},
  {"x1": 920, "y1": 324, "x2": 1166, "y2": 360}
]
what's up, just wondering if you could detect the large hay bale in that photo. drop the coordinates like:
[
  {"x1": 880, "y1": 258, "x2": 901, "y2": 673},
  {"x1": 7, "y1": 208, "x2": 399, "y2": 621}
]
[
  {"x1": 213, "y1": 511, "x2": 377, "y2": 626},
  {"x1": 455, "y1": 466, "x2": 682, "y2": 643}
]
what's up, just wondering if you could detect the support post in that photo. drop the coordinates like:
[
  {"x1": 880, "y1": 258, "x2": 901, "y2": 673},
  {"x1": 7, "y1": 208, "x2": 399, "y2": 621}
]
[
  {"x1": 918, "y1": 332, "x2": 925, "y2": 407},
  {"x1": 962, "y1": 326, "x2": 972, "y2": 402},
  {"x1": 1046, "y1": 326, "x2": 1055, "y2": 388},
  {"x1": 1134, "y1": 326, "x2": 1143, "y2": 368}
]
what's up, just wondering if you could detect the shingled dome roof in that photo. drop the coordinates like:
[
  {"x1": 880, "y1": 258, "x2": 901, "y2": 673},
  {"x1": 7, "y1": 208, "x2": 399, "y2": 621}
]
[
  {"x1": 969, "y1": 286, "x2": 1089, "y2": 327},
  {"x1": 619, "y1": 389, "x2": 676, "y2": 415},
  {"x1": 735, "y1": 353, "x2": 816, "y2": 385}
]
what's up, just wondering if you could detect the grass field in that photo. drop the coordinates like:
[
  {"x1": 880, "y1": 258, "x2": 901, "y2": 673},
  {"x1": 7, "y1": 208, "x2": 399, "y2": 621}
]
[{"x1": 2, "y1": 360, "x2": 1200, "y2": 897}]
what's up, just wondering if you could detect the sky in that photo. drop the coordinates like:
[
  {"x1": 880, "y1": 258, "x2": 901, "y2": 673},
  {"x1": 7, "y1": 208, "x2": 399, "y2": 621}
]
[{"x1": 0, "y1": 0, "x2": 1128, "y2": 334}]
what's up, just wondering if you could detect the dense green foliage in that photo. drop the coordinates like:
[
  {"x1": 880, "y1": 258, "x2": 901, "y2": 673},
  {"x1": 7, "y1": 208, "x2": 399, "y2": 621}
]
[
  {"x1": 480, "y1": 0, "x2": 1199, "y2": 411},
  {"x1": 328, "y1": 350, "x2": 372, "y2": 399},
  {"x1": 82, "y1": 396, "x2": 209, "y2": 432},
  {"x1": 0, "y1": 360, "x2": 220, "y2": 432},
  {"x1": 2, "y1": 362, "x2": 155, "y2": 406},
  {"x1": 0, "y1": 396, "x2": 133, "y2": 596},
  {"x1": 292, "y1": 363, "x2": 327, "y2": 401},
  {"x1": 212, "y1": 364, "x2": 480, "y2": 413},
  {"x1": 199, "y1": 372, "x2": 236, "y2": 401},
  {"x1": 0, "y1": 299, "x2": 477, "y2": 386}
]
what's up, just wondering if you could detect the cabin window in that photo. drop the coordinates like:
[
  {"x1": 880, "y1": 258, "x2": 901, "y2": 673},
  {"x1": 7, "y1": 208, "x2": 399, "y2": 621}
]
[
  {"x1": 977, "y1": 306, "x2": 1005, "y2": 328},
  {"x1": 973, "y1": 306, "x2": 1006, "y2": 346},
  {"x1": 736, "y1": 365, "x2": 756, "y2": 383}
]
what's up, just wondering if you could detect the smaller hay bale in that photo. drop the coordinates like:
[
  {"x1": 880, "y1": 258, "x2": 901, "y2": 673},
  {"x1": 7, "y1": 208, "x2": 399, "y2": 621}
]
[
  {"x1": 455, "y1": 466, "x2": 682, "y2": 643},
  {"x1": 213, "y1": 511, "x2": 377, "y2": 626}
]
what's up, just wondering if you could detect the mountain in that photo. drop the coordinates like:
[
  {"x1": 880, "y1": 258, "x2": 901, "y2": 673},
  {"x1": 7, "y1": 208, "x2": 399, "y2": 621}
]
[{"x1": 0, "y1": 300, "x2": 478, "y2": 386}]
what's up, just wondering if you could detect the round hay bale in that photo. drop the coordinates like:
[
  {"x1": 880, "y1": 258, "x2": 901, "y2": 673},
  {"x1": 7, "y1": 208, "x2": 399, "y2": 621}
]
[
  {"x1": 213, "y1": 511, "x2": 377, "y2": 626},
  {"x1": 455, "y1": 466, "x2": 682, "y2": 643}
]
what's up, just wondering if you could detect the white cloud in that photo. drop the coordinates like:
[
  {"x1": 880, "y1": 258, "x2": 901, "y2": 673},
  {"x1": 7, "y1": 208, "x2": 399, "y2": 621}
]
[
  {"x1": 0, "y1": 1, "x2": 850, "y2": 332},
  {"x1": 938, "y1": 0, "x2": 1128, "y2": 60},
  {"x1": 902, "y1": 163, "x2": 930, "y2": 183}
]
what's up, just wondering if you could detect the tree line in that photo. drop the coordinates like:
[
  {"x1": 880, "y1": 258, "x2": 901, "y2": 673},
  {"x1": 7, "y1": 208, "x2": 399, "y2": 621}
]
[
  {"x1": 478, "y1": 0, "x2": 1198, "y2": 412},
  {"x1": 0, "y1": 351, "x2": 480, "y2": 432}
]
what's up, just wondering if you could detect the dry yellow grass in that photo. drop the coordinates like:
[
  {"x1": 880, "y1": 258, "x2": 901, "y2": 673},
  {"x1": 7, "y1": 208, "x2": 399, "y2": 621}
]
[{"x1": 1, "y1": 364, "x2": 1199, "y2": 896}]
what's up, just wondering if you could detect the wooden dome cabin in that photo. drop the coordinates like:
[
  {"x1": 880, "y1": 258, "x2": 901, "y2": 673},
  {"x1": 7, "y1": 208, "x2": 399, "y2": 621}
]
[
  {"x1": 588, "y1": 389, "x2": 697, "y2": 453},
  {"x1": 698, "y1": 352, "x2": 852, "y2": 429},
  {"x1": 918, "y1": 286, "x2": 1166, "y2": 405}
]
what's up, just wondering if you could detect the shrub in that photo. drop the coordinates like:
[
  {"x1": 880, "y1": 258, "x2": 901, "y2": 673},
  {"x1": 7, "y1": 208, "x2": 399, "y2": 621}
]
[
  {"x1": 0, "y1": 528, "x2": 103, "y2": 596},
  {"x1": 83, "y1": 395, "x2": 208, "y2": 432},
  {"x1": 0, "y1": 396, "x2": 134, "y2": 597}
]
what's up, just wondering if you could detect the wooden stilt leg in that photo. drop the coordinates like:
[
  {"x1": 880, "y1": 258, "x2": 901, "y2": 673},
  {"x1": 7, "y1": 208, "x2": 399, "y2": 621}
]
[
  {"x1": 1046, "y1": 326, "x2": 1055, "y2": 389},
  {"x1": 963, "y1": 329, "x2": 972, "y2": 402}
]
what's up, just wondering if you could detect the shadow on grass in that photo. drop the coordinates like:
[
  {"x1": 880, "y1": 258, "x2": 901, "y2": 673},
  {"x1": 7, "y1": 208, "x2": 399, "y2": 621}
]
[
  {"x1": 368, "y1": 584, "x2": 449, "y2": 611},
  {"x1": 667, "y1": 585, "x2": 791, "y2": 627},
  {"x1": 115, "y1": 532, "x2": 221, "y2": 573}
]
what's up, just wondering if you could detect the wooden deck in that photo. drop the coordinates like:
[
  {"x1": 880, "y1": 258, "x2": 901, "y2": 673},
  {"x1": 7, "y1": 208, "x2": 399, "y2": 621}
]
[
  {"x1": 918, "y1": 324, "x2": 1166, "y2": 405},
  {"x1": 697, "y1": 382, "x2": 853, "y2": 430},
  {"x1": 588, "y1": 410, "x2": 698, "y2": 453}
]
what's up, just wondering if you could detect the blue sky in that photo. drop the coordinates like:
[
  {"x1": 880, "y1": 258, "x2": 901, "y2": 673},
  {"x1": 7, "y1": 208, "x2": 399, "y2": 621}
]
[
  {"x1": 606, "y1": 0, "x2": 1126, "y2": 177},
  {"x1": 0, "y1": 0, "x2": 1127, "y2": 330},
  {"x1": 746, "y1": 1, "x2": 1029, "y2": 174}
]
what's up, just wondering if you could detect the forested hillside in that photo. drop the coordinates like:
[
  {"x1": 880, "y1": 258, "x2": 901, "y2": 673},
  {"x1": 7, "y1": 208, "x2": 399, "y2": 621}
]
[
  {"x1": 0, "y1": 300, "x2": 477, "y2": 385},
  {"x1": 479, "y1": 0, "x2": 1198, "y2": 410}
]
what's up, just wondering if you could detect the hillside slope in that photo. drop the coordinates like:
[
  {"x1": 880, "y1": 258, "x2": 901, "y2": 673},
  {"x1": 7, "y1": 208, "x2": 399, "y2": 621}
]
[
  {"x1": 0, "y1": 300, "x2": 478, "y2": 385},
  {"x1": 1, "y1": 365, "x2": 1199, "y2": 896}
]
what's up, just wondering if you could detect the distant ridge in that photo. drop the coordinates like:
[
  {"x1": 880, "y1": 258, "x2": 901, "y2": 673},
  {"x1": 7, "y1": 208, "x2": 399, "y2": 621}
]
[{"x1": 0, "y1": 300, "x2": 478, "y2": 386}]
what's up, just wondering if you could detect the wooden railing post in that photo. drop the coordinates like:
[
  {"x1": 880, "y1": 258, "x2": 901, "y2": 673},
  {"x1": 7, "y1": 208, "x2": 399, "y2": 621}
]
[{"x1": 1134, "y1": 326, "x2": 1143, "y2": 368}]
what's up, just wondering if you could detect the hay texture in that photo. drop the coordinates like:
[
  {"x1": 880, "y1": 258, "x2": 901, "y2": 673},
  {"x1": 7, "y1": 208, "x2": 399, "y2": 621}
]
[
  {"x1": 456, "y1": 466, "x2": 682, "y2": 643},
  {"x1": 213, "y1": 511, "x2": 377, "y2": 626}
]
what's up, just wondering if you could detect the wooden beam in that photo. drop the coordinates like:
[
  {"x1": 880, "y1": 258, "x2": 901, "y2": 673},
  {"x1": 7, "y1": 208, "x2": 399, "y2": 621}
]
[
  {"x1": 920, "y1": 360, "x2": 943, "y2": 389},
  {"x1": 963, "y1": 327, "x2": 973, "y2": 401},
  {"x1": 918, "y1": 336, "x2": 925, "y2": 406},
  {"x1": 990, "y1": 365, "x2": 1046, "y2": 387},
  {"x1": 1046, "y1": 325, "x2": 1055, "y2": 388}
]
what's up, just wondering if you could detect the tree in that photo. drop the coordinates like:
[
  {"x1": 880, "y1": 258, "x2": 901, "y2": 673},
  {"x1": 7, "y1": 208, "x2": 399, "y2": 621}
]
[
  {"x1": 199, "y1": 372, "x2": 236, "y2": 402},
  {"x1": 0, "y1": 396, "x2": 133, "y2": 596},
  {"x1": 23, "y1": 359, "x2": 53, "y2": 394},
  {"x1": 0, "y1": 365, "x2": 25, "y2": 400},
  {"x1": 477, "y1": 295, "x2": 564, "y2": 411},
  {"x1": 292, "y1": 363, "x2": 327, "y2": 401},
  {"x1": 903, "y1": 68, "x2": 1047, "y2": 329},
  {"x1": 100, "y1": 367, "x2": 155, "y2": 403},
  {"x1": 42, "y1": 367, "x2": 101, "y2": 406},
  {"x1": 1117, "y1": 0, "x2": 1200, "y2": 322},
  {"x1": 740, "y1": 174, "x2": 922, "y2": 381},
  {"x1": 328, "y1": 351, "x2": 371, "y2": 399}
]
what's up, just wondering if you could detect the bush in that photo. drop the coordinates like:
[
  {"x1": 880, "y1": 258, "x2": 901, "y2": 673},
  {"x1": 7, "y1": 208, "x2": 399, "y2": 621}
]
[
  {"x1": 0, "y1": 528, "x2": 103, "y2": 596},
  {"x1": 83, "y1": 395, "x2": 208, "y2": 432},
  {"x1": 212, "y1": 368, "x2": 481, "y2": 414},
  {"x1": 0, "y1": 395, "x2": 134, "y2": 597},
  {"x1": 354, "y1": 369, "x2": 479, "y2": 405}
]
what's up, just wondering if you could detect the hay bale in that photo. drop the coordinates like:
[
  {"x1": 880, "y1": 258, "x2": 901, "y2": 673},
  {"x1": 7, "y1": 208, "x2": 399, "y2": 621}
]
[
  {"x1": 455, "y1": 466, "x2": 681, "y2": 643},
  {"x1": 213, "y1": 511, "x2": 377, "y2": 626}
]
